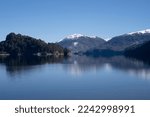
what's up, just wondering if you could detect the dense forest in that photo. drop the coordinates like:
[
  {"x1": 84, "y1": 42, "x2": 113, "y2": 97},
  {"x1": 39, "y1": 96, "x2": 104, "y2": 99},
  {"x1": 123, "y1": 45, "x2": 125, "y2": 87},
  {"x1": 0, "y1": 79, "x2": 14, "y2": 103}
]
[{"x1": 0, "y1": 33, "x2": 70, "y2": 56}]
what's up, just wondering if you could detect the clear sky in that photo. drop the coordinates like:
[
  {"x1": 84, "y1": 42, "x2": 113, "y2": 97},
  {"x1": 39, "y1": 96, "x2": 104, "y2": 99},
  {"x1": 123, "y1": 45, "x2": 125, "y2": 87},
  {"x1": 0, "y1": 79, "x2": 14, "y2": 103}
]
[{"x1": 0, "y1": 0, "x2": 150, "y2": 42}]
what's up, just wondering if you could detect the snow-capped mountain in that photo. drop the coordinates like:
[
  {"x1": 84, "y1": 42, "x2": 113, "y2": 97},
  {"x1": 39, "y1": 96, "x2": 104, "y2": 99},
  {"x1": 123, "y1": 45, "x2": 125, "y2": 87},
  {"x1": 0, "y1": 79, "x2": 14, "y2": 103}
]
[
  {"x1": 128, "y1": 29, "x2": 150, "y2": 35},
  {"x1": 66, "y1": 34, "x2": 84, "y2": 39},
  {"x1": 58, "y1": 29, "x2": 150, "y2": 54},
  {"x1": 105, "y1": 29, "x2": 150, "y2": 51},
  {"x1": 65, "y1": 34, "x2": 99, "y2": 40},
  {"x1": 58, "y1": 34, "x2": 106, "y2": 53}
]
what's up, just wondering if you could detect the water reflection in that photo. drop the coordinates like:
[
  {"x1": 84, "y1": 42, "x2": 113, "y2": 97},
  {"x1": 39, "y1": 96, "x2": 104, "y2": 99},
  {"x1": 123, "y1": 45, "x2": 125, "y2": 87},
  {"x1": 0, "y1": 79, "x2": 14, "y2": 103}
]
[
  {"x1": 0, "y1": 55, "x2": 150, "y2": 100},
  {"x1": 63, "y1": 56, "x2": 150, "y2": 79},
  {"x1": 0, "y1": 55, "x2": 64, "y2": 66},
  {"x1": 0, "y1": 56, "x2": 65, "y2": 77},
  {"x1": 0, "y1": 55, "x2": 150, "y2": 79}
]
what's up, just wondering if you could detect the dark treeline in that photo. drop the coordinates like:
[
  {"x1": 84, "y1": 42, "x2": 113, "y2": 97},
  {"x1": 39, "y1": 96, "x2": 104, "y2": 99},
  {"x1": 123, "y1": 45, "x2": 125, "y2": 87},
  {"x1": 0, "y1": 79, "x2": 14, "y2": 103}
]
[
  {"x1": 124, "y1": 40, "x2": 150, "y2": 64},
  {"x1": 0, "y1": 33, "x2": 70, "y2": 56},
  {"x1": 84, "y1": 49, "x2": 123, "y2": 57}
]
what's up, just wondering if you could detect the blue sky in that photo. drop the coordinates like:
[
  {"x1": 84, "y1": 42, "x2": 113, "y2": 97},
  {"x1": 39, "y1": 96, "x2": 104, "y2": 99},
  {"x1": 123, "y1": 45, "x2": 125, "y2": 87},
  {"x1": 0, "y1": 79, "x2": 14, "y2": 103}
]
[{"x1": 0, "y1": 0, "x2": 150, "y2": 42}]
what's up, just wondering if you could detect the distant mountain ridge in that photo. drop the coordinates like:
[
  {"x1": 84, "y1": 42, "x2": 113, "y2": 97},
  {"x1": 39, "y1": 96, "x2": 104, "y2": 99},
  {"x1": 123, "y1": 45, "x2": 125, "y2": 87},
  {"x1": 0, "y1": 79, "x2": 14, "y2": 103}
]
[
  {"x1": 58, "y1": 29, "x2": 150, "y2": 53},
  {"x1": 106, "y1": 29, "x2": 150, "y2": 51},
  {"x1": 105, "y1": 31, "x2": 150, "y2": 51}
]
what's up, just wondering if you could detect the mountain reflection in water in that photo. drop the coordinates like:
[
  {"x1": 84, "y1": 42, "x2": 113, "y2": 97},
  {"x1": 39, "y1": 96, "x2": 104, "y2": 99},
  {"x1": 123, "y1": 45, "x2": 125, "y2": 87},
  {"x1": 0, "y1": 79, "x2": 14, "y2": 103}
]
[
  {"x1": 64, "y1": 56, "x2": 150, "y2": 79},
  {"x1": 0, "y1": 55, "x2": 150, "y2": 80}
]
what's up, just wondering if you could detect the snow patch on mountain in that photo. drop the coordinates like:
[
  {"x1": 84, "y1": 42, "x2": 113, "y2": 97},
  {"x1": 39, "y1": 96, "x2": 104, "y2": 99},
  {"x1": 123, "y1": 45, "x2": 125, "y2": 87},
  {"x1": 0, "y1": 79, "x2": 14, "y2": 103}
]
[{"x1": 73, "y1": 42, "x2": 78, "y2": 46}]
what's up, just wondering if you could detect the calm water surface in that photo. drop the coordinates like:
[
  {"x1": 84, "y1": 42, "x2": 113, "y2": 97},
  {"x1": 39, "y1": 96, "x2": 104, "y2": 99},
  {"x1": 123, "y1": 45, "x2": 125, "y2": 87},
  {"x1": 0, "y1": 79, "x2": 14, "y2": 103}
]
[{"x1": 0, "y1": 55, "x2": 150, "y2": 100}]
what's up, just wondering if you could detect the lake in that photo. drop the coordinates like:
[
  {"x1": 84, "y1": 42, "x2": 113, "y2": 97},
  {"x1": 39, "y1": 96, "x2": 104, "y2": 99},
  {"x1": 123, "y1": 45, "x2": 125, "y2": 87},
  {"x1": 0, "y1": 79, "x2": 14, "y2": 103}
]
[{"x1": 0, "y1": 55, "x2": 150, "y2": 100}]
